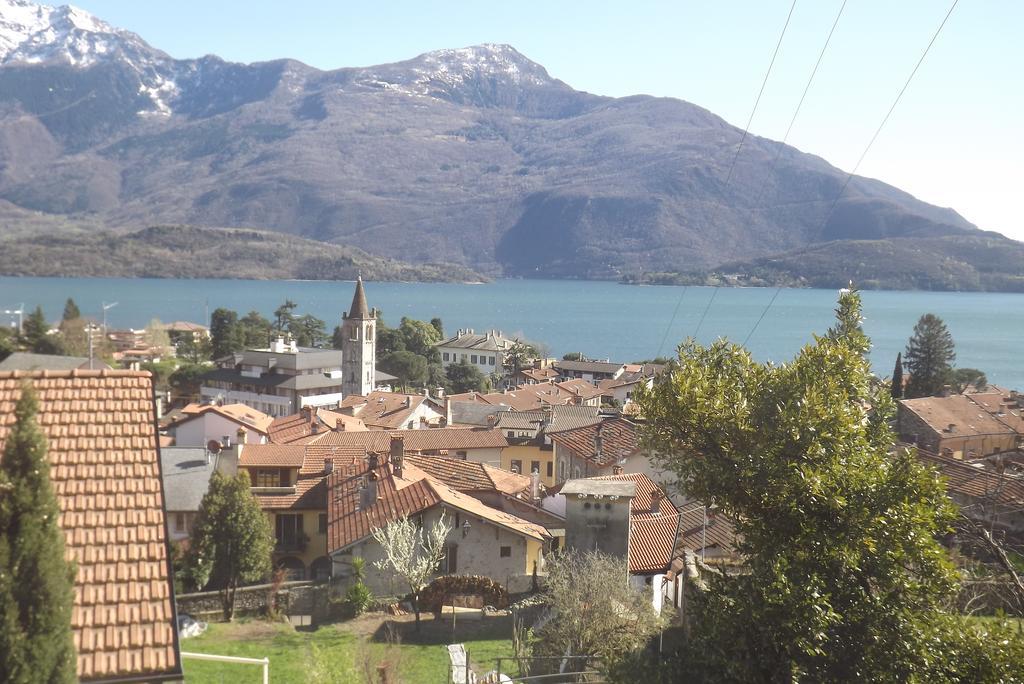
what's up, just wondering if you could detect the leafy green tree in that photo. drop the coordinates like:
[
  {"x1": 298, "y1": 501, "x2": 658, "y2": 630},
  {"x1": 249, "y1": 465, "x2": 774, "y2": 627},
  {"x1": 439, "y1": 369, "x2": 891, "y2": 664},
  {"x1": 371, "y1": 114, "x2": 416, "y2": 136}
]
[
  {"x1": 951, "y1": 368, "x2": 987, "y2": 394},
  {"x1": 174, "y1": 334, "x2": 212, "y2": 363},
  {"x1": 209, "y1": 308, "x2": 242, "y2": 359},
  {"x1": 60, "y1": 298, "x2": 80, "y2": 323},
  {"x1": 904, "y1": 313, "x2": 956, "y2": 398},
  {"x1": 186, "y1": 470, "x2": 273, "y2": 621},
  {"x1": 238, "y1": 311, "x2": 273, "y2": 349},
  {"x1": 890, "y1": 352, "x2": 904, "y2": 399},
  {"x1": 0, "y1": 384, "x2": 77, "y2": 683},
  {"x1": 379, "y1": 351, "x2": 428, "y2": 392},
  {"x1": 0, "y1": 328, "x2": 14, "y2": 363},
  {"x1": 429, "y1": 317, "x2": 444, "y2": 339},
  {"x1": 563, "y1": 352, "x2": 587, "y2": 361},
  {"x1": 636, "y1": 290, "x2": 1015, "y2": 681},
  {"x1": 426, "y1": 362, "x2": 448, "y2": 391},
  {"x1": 502, "y1": 339, "x2": 538, "y2": 377},
  {"x1": 397, "y1": 317, "x2": 442, "y2": 361},
  {"x1": 446, "y1": 360, "x2": 488, "y2": 394},
  {"x1": 20, "y1": 306, "x2": 61, "y2": 355},
  {"x1": 273, "y1": 300, "x2": 298, "y2": 334},
  {"x1": 825, "y1": 286, "x2": 868, "y2": 356},
  {"x1": 375, "y1": 322, "x2": 405, "y2": 356},
  {"x1": 141, "y1": 358, "x2": 178, "y2": 392},
  {"x1": 169, "y1": 363, "x2": 210, "y2": 402},
  {"x1": 290, "y1": 313, "x2": 327, "y2": 348}
]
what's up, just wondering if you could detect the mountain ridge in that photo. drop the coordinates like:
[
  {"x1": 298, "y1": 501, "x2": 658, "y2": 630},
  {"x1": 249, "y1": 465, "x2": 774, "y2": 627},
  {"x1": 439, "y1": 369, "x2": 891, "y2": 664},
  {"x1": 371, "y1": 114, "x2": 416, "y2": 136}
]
[{"x1": 0, "y1": 0, "x2": 1015, "y2": 288}]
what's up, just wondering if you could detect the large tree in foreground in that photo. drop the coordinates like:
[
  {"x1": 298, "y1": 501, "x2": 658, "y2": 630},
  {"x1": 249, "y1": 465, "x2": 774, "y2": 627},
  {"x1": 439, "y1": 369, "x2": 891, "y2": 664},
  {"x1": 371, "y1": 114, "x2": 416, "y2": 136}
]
[
  {"x1": 187, "y1": 470, "x2": 273, "y2": 620},
  {"x1": 636, "y1": 290, "x2": 1022, "y2": 682},
  {"x1": 903, "y1": 313, "x2": 956, "y2": 398},
  {"x1": 371, "y1": 513, "x2": 451, "y2": 630},
  {"x1": 0, "y1": 384, "x2": 76, "y2": 683}
]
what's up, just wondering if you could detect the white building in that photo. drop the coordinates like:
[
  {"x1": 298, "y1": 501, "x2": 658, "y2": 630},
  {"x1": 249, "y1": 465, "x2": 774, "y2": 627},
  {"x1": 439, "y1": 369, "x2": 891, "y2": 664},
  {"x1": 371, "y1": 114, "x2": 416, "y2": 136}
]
[
  {"x1": 341, "y1": 277, "x2": 376, "y2": 397},
  {"x1": 436, "y1": 329, "x2": 516, "y2": 377}
]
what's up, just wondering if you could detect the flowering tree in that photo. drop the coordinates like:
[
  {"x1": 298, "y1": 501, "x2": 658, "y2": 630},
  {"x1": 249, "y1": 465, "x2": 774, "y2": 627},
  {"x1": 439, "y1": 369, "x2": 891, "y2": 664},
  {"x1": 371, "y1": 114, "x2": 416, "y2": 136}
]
[{"x1": 371, "y1": 513, "x2": 451, "y2": 629}]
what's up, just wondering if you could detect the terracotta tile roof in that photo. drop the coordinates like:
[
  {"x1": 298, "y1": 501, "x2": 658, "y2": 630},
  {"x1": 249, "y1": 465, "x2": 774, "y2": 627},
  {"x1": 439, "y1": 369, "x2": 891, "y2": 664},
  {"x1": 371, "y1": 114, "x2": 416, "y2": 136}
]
[
  {"x1": 518, "y1": 367, "x2": 560, "y2": 382},
  {"x1": 449, "y1": 382, "x2": 602, "y2": 411},
  {"x1": 0, "y1": 370, "x2": 181, "y2": 682},
  {"x1": 266, "y1": 408, "x2": 367, "y2": 445},
  {"x1": 916, "y1": 448, "x2": 1024, "y2": 508},
  {"x1": 327, "y1": 458, "x2": 548, "y2": 553},
  {"x1": 161, "y1": 321, "x2": 208, "y2": 333},
  {"x1": 339, "y1": 391, "x2": 443, "y2": 429},
  {"x1": 405, "y1": 454, "x2": 531, "y2": 495},
  {"x1": 553, "y1": 360, "x2": 625, "y2": 375},
  {"x1": 678, "y1": 505, "x2": 739, "y2": 558},
  {"x1": 312, "y1": 426, "x2": 509, "y2": 452},
  {"x1": 899, "y1": 394, "x2": 1020, "y2": 439},
  {"x1": 177, "y1": 402, "x2": 273, "y2": 434},
  {"x1": 240, "y1": 444, "x2": 306, "y2": 467},
  {"x1": 590, "y1": 472, "x2": 680, "y2": 574},
  {"x1": 548, "y1": 418, "x2": 640, "y2": 467}
]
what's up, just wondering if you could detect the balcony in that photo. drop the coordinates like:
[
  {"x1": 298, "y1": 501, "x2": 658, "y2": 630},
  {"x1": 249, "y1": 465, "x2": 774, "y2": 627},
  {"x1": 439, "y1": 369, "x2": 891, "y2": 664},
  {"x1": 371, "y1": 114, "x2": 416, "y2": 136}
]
[{"x1": 274, "y1": 533, "x2": 309, "y2": 554}]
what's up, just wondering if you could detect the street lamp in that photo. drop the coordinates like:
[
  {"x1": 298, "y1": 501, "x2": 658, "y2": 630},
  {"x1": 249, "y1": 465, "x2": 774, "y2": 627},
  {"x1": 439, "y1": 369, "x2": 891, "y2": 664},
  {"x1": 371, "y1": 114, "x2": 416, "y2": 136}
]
[
  {"x1": 101, "y1": 301, "x2": 118, "y2": 338},
  {"x1": 2, "y1": 303, "x2": 24, "y2": 334}
]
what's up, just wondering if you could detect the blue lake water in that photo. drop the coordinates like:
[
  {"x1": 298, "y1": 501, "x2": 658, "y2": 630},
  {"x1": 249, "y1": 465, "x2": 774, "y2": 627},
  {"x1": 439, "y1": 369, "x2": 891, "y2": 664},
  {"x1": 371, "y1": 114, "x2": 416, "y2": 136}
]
[{"x1": 1, "y1": 276, "x2": 1022, "y2": 390}]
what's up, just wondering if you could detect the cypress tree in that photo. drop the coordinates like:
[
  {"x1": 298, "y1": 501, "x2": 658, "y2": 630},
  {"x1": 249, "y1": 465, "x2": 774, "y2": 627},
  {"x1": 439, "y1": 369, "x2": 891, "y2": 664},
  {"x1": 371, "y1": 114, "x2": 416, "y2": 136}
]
[
  {"x1": 0, "y1": 383, "x2": 77, "y2": 683},
  {"x1": 890, "y1": 352, "x2": 904, "y2": 399},
  {"x1": 903, "y1": 314, "x2": 956, "y2": 398},
  {"x1": 60, "y1": 299, "x2": 80, "y2": 323}
]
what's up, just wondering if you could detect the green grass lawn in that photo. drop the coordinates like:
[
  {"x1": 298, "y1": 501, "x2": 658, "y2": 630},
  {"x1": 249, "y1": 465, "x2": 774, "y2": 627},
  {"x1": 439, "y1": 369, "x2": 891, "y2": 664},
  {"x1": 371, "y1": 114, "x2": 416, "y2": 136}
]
[{"x1": 180, "y1": 613, "x2": 519, "y2": 683}]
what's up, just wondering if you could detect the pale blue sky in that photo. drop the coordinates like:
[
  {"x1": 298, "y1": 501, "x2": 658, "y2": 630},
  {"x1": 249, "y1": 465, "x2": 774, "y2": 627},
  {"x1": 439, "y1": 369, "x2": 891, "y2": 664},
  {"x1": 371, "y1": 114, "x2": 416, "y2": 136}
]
[{"x1": 74, "y1": 0, "x2": 1023, "y2": 240}]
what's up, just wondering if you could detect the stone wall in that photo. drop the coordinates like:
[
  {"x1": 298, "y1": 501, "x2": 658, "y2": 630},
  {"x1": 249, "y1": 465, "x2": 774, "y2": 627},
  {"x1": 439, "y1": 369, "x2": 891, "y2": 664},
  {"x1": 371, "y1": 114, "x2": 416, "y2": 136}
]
[{"x1": 177, "y1": 580, "x2": 331, "y2": 623}]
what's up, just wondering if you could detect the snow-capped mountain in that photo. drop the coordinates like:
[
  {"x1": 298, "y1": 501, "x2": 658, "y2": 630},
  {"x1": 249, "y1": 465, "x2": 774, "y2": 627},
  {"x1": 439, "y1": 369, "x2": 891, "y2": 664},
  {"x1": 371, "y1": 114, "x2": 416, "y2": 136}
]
[
  {"x1": 0, "y1": 0, "x2": 178, "y2": 113},
  {"x1": 0, "y1": 0, "x2": 990, "y2": 283}
]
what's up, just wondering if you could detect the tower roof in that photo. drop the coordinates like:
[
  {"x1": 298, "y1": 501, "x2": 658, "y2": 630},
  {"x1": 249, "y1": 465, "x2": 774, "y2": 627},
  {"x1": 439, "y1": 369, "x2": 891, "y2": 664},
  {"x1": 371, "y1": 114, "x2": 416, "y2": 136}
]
[{"x1": 347, "y1": 277, "x2": 371, "y2": 319}]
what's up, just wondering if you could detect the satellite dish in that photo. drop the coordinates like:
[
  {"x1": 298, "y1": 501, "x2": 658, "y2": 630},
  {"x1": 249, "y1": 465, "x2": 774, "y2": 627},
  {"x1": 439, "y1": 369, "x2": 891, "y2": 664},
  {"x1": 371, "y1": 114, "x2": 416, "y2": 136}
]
[{"x1": 206, "y1": 440, "x2": 223, "y2": 454}]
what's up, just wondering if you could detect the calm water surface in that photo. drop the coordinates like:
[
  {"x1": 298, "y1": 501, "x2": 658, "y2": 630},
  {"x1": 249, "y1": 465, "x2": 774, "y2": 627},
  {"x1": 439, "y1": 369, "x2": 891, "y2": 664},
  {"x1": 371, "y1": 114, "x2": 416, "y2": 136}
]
[{"x1": 1, "y1": 277, "x2": 1021, "y2": 389}]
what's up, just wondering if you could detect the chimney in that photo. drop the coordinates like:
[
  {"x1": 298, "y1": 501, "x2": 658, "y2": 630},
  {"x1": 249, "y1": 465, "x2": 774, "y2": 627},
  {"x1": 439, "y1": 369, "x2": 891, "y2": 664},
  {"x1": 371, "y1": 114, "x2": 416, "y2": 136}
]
[
  {"x1": 311, "y1": 421, "x2": 320, "y2": 434},
  {"x1": 530, "y1": 468, "x2": 541, "y2": 501},
  {"x1": 324, "y1": 458, "x2": 334, "y2": 474},
  {"x1": 612, "y1": 464, "x2": 623, "y2": 475},
  {"x1": 404, "y1": 396, "x2": 412, "y2": 408},
  {"x1": 595, "y1": 424, "x2": 604, "y2": 461},
  {"x1": 236, "y1": 427, "x2": 247, "y2": 445},
  {"x1": 445, "y1": 397, "x2": 453, "y2": 426},
  {"x1": 435, "y1": 386, "x2": 446, "y2": 399},
  {"x1": 650, "y1": 489, "x2": 664, "y2": 515},
  {"x1": 487, "y1": 414, "x2": 497, "y2": 428},
  {"x1": 302, "y1": 405, "x2": 314, "y2": 422},
  {"x1": 218, "y1": 441, "x2": 240, "y2": 476},
  {"x1": 423, "y1": 388, "x2": 430, "y2": 399},
  {"x1": 947, "y1": 423, "x2": 957, "y2": 433},
  {"x1": 390, "y1": 437, "x2": 405, "y2": 478},
  {"x1": 542, "y1": 405, "x2": 552, "y2": 427},
  {"x1": 368, "y1": 452, "x2": 379, "y2": 471}
]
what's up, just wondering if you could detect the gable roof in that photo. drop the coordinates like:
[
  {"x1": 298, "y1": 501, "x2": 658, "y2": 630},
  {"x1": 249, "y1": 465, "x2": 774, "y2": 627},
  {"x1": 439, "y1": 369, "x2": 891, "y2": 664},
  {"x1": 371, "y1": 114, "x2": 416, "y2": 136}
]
[
  {"x1": 176, "y1": 402, "x2": 273, "y2": 435},
  {"x1": 0, "y1": 351, "x2": 110, "y2": 372},
  {"x1": 312, "y1": 426, "x2": 509, "y2": 452},
  {"x1": 405, "y1": 454, "x2": 531, "y2": 495},
  {"x1": 339, "y1": 391, "x2": 443, "y2": 429},
  {"x1": 916, "y1": 448, "x2": 1024, "y2": 508},
  {"x1": 554, "y1": 359, "x2": 625, "y2": 375},
  {"x1": 327, "y1": 458, "x2": 548, "y2": 553},
  {"x1": 437, "y1": 330, "x2": 515, "y2": 352},
  {"x1": 548, "y1": 418, "x2": 640, "y2": 467},
  {"x1": 267, "y1": 408, "x2": 367, "y2": 444},
  {"x1": 589, "y1": 472, "x2": 680, "y2": 574},
  {"x1": 160, "y1": 447, "x2": 216, "y2": 512},
  {"x1": 0, "y1": 370, "x2": 181, "y2": 682}
]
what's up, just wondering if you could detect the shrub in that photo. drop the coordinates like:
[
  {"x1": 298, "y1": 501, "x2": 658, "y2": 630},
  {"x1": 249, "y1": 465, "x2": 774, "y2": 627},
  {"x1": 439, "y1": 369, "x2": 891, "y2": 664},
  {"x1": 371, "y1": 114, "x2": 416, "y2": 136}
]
[
  {"x1": 419, "y1": 575, "x2": 510, "y2": 613},
  {"x1": 345, "y1": 582, "x2": 373, "y2": 617}
]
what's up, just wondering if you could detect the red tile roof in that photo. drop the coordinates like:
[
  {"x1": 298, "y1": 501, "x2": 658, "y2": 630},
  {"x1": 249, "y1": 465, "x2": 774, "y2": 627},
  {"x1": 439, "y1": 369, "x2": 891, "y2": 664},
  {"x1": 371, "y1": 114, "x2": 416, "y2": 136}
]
[
  {"x1": 0, "y1": 370, "x2": 181, "y2": 682},
  {"x1": 327, "y1": 458, "x2": 548, "y2": 553},
  {"x1": 916, "y1": 448, "x2": 1024, "y2": 508},
  {"x1": 312, "y1": 426, "x2": 509, "y2": 452},
  {"x1": 240, "y1": 444, "x2": 306, "y2": 467},
  {"x1": 549, "y1": 418, "x2": 640, "y2": 467},
  {"x1": 591, "y1": 472, "x2": 679, "y2": 574},
  {"x1": 339, "y1": 391, "x2": 443, "y2": 429},
  {"x1": 405, "y1": 454, "x2": 531, "y2": 495},
  {"x1": 267, "y1": 408, "x2": 367, "y2": 444},
  {"x1": 177, "y1": 402, "x2": 273, "y2": 434}
]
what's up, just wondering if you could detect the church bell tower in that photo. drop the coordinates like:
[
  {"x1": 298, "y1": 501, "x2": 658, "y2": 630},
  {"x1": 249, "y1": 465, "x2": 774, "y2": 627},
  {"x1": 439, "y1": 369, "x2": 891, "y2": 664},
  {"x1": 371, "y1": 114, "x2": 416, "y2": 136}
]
[{"x1": 341, "y1": 277, "x2": 376, "y2": 397}]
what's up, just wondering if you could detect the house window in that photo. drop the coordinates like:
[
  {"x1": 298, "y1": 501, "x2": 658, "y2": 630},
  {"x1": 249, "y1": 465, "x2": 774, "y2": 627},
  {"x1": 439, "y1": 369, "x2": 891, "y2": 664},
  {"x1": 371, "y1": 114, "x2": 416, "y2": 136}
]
[
  {"x1": 443, "y1": 545, "x2": 458, "y2": 573},
  {"x1": 461, "y1": 354, "x2": 467, "y2": 362},
  {"x1": 366, "y1": 325, "x2": 374, "y2": 342},
  {"x1": 174, "y1": 513, "x2": 185, "y2": 532},
  {"x1": 471, "y1": 355, "x2": 478, "y2": 364},
  {"x1": 500, "y1": 546, "x2": 511, "y2": 558},
  {"x1": 572, "y1": 466, "x2": 581, "y2": 479},
  {"x1": 507, "y1": 431, "x2": 515, "y2": 438},
  {"x1": 511, "y1": 460, "x2": 522, "y2": 474},
  {"x1": 559, "y1": 462, "x2": 566, "y2": 480},
  {"x1": 547, "y1": 462, "x2": 553, "y2": 477},
  {"x1": 275, "y1": 514, "x2": 304, "y2": 550},
  {"x1": 488, "y1": 356, "x2": 495, "y2": 366},
  {"x1": 254, "y1": 468, "x2": 283, "y2": 487},
  {"x1": 443, "y1": 352, "x2": 450, "y2": 362},
  {"x1": 531, "y1": 461, "x2": 540, "y2": 474},
  {"x1": 456, "y1": 450, "x2": 467, "y2": 460},
  {"x1": 318, "y1": 513, "x2": 328, "y2": 534}
]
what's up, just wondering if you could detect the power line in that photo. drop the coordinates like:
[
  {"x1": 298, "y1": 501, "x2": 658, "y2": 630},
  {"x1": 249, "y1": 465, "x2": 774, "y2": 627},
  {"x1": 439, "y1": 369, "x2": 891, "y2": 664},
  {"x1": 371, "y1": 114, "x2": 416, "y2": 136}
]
[
  {"x1": 656, "y1": 0, "x2": 799, "y2": 356},
  {"x1": 740, "y1": 0, "x2": 961, "y2": 347}
]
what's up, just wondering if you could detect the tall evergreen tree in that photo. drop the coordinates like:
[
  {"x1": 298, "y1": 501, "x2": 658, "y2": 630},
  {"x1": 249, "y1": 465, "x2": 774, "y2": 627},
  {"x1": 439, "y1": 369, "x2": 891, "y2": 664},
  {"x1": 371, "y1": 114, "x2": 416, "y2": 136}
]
[
  {"x1": 187, "y1": 470, "x2": 273, "y2": 621},
  {"x1": 903, "y1": 314, "x2": 956, "y2": 398},
  {"x1": 60, "y1": 298, "x2": 80, "y2": 323},
  {"x1": 209, "y1": 308, "x2": 242, "y2": 359},
  {"x1": 0, "y1": 384, "x2": 77, "y2": 683},
  {"x1": 890, "y1": 352, "x2": 904, "y2": 399}
]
